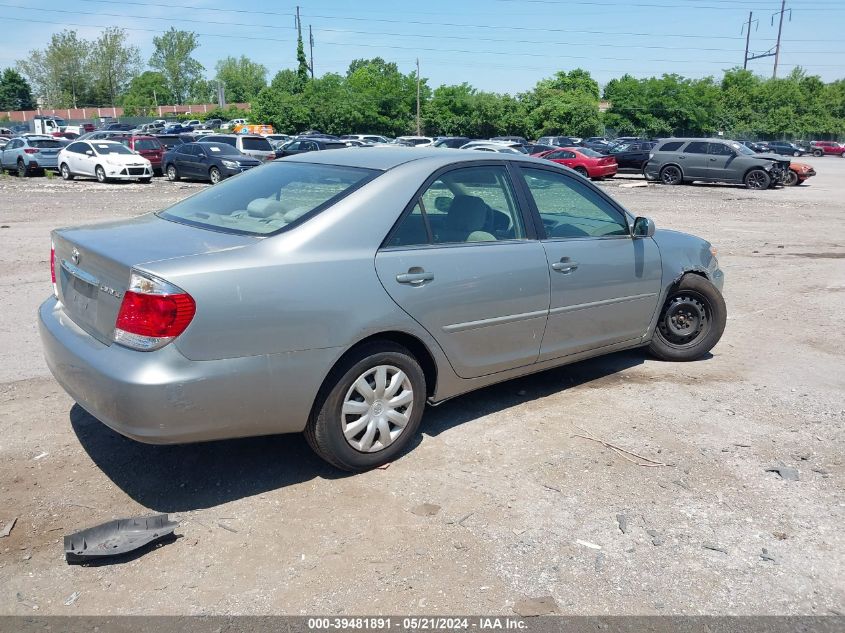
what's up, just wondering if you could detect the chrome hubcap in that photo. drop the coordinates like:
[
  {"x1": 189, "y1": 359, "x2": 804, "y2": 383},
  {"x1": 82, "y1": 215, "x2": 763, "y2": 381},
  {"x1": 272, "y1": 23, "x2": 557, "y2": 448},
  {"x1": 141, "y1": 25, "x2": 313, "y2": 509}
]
[{"x1": 342, "y1": 365, "x2": 413, "y2": 453}]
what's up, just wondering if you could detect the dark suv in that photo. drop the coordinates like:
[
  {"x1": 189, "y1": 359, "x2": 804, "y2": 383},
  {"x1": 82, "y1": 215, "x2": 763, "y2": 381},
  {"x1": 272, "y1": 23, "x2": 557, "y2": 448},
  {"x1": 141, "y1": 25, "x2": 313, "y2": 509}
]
[{"x1": 645, "y1": 138, "x2": 790, "y2": 189}]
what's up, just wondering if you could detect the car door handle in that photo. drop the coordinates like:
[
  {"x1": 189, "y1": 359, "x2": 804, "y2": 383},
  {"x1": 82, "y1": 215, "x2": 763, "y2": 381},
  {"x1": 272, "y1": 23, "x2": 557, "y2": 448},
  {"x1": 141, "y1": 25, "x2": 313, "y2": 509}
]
[
  {"x1": 551, "y1": 259, "x2": 578, "y2": 273},
  {"x1": 709, "y1": 157, "x2": 717, "y2": 161},
  {"x1": 396, "y1": 270, "x2": 434, "y2": 285}
]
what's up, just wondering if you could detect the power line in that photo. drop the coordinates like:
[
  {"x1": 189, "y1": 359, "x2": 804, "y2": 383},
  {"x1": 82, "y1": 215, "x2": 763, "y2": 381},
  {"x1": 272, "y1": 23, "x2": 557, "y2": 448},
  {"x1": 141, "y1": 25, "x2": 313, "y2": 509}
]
[{"x1": 68, "y1": 0, "x2": 841, "y2": 42}]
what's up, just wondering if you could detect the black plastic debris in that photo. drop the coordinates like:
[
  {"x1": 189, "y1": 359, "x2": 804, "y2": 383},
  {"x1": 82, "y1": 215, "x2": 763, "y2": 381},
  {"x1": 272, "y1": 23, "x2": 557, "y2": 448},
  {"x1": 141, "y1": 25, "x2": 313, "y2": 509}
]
[{"x1": 64, "y1": 514, "x2": 178, "y2": 564}]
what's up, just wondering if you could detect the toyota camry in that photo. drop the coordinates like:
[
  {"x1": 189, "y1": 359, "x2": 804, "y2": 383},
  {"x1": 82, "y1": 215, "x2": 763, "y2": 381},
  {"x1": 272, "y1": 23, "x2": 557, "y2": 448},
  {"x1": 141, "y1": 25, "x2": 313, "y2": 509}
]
[{"x1": 40, "y1": 148, "x2": 726, "y2": 471}]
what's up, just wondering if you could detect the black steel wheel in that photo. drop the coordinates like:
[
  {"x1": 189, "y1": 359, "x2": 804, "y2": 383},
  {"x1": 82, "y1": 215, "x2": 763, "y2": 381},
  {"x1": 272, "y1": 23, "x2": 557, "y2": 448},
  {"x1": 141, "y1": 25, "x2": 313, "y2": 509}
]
[{"x1": 648, "y1": 275, "x2": 726, "y2": 362}]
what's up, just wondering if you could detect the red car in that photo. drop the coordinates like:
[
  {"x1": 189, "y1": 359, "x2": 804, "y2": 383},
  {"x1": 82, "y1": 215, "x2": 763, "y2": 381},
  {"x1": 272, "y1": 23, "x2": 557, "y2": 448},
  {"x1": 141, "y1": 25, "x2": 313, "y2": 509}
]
[
  {"x1": 533, "y1": 147, "x2": 618, "y2": 179},
  {"x1": 116, "y1": 135, "x2": 165, "y2": 175},
  {"x1": 810, "y1": 141, "x2": 845, "y2": 157}
]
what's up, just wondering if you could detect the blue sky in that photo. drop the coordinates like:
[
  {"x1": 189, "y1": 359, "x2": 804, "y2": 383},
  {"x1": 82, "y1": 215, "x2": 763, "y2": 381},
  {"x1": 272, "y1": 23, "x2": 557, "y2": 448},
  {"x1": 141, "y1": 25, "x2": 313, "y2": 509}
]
[{"x1": 1, "y1": 0, "x2": 843, "y2": 97}]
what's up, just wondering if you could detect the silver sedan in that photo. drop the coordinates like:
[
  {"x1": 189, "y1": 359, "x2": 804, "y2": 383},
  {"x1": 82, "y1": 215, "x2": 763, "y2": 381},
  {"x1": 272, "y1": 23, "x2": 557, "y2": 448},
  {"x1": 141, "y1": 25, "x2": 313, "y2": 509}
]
[{"x1": 40, "y1": 148, "x2": 726, "y2": 471}]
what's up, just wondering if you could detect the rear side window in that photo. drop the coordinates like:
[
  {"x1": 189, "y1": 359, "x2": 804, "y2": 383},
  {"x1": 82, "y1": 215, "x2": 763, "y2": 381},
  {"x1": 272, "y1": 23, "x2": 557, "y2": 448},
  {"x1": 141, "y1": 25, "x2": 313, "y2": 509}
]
[
  {"x1": 657, "y1": 141, "x2": 683, "y2": 152},
  {"x1": 242, "y1": 137, "x2": 272, "y2": 151},
  {"x1": 387, "y1": 165, "x2": 526, "y2": 247},
  {"x1": 323, "y1": 142, "x2": 347, "y2": 150},
  {"x1": 159, "y1": 162, "x2": 379, "y2": 236}
]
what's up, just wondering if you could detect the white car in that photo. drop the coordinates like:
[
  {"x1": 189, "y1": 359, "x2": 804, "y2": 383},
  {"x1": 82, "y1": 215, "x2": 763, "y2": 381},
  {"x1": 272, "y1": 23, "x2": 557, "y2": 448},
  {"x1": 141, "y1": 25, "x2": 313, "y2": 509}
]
[
  {"x1": 58, "y1": 140, "x2": 153, "y2": 183},
  {"x1": 221, "y1": 118, "x2": 247, "y2": 131},
  {"x1": 459, "y1": 141, "x2": 526, "y2": 154},
  {"x1": 342, "y1": 134, "x2": 391, "y2": 144},
  {"x1": 395, "y1": 136, "x2": 434, "y2": 147}
]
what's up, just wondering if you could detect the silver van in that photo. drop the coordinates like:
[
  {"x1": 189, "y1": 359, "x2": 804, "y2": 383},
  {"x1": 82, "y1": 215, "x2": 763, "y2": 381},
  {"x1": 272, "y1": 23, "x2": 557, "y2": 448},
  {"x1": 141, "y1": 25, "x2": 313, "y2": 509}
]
[{"x1": 198, "y1": 134, "x2": 275, "y2": 162}]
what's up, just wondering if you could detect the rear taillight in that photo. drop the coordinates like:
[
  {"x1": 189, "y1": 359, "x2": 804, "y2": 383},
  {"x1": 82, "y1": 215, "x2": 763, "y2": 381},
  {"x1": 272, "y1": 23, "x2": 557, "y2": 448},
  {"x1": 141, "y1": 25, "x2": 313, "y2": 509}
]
[
  {"x1": 113, "y1": 271, "x2": 195, "y2": 351},
  {"x1": 50, "y1": 243, "x2": 57, "y2": 297},
  {"x1": 24, "y1": 148, "x2": 38, "y2": 154}
]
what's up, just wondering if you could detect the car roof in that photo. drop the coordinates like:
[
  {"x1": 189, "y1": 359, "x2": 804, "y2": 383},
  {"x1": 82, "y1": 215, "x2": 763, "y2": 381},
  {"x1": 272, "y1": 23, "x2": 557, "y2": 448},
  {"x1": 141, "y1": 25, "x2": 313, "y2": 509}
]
[{"x1": 280, "y1": 146, "x2": 539, "y2": 170}]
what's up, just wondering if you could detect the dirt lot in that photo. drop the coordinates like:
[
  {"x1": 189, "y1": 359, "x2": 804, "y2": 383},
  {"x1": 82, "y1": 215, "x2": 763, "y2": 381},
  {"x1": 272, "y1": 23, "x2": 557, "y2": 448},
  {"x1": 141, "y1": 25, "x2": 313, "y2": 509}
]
[{"x1": 0, "y1": 159, "x2": 843, "y2": 616}]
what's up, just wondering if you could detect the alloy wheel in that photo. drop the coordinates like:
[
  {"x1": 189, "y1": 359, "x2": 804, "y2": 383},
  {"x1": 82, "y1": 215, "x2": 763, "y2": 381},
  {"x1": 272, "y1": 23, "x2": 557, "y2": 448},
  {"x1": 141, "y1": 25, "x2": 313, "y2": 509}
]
[
  {"x1": 746, "y1": 170, "x2": 769, "y2": 189},
  {"x1": 660, "y1": 166, "x2": 681, "y2": 185},
  {"x1": 209, "y1": 168, "x2": 221, "y2": 184},
  {"x1": 341, "y1": 365, "x2": 414, "y2": 453},
  {"x1": 96, "y1": 166, "x2": 106, "y2": 183}
]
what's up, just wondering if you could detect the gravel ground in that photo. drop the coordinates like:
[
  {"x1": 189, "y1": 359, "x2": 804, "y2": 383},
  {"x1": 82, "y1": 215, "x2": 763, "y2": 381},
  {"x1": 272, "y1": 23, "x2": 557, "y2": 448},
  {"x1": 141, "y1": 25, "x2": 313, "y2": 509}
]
[{"x1": 0, "y1": 159, "x2": 842, "y2": 616}]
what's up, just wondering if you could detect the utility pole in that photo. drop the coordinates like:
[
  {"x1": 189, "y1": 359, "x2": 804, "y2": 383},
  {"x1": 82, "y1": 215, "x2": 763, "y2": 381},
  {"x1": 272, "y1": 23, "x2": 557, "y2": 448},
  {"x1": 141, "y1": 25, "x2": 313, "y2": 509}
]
[
  {"x1": 309, "y1": 25, "x2": 314, "y2": 78},
  {"x1": 295, "y1": 6, "x2": 301, "y2": 39},
  {"x1": 416, "y1": 58, "x2": 421, "y2": 136},
  {"x1": 772, "y1": 0, "x2": 788, "y2": 78},
  {"x1": 742, "y1": 11, "x2": 753, "y2": 69}
]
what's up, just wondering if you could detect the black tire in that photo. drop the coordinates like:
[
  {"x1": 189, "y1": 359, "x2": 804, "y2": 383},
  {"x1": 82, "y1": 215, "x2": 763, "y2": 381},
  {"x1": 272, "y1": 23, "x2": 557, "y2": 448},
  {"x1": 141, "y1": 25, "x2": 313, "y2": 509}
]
[
  {"x1": 166, "y1": 164, "x2": 179, "y2": 181},
  {"x1": 95, "y1": 165, "x2": 107, "y2": 183},
  {"x1": 305, "y1": 341, "x2": 427, "y2": 472},
  {"x1": 783, "y1": 170, "x2": 799, "y2": 186},
  {"x1": 574, "y1": 166, "x2": 588, "y2": 178},
  {"x1": 60, "y1": 163, "x2": 74, "y2": 180},
  {"x1": 209, "y1": 167, "x2": 221, "y2": 184},
  {"x1": 648, "y1": 274, "x2": 726, "y2": 362},
  {"x1": 812, "y1": 149, "x2": 823, "y2": 157},
  {"x1": 659, "y1": 164, "x2": 683, "y2": 185},
  {"x1": 17, "y1": 159, "x2": 28, "y2": 178},
  {"x1": 744, "y1": 168, "x2": 771, "y2": 190}
]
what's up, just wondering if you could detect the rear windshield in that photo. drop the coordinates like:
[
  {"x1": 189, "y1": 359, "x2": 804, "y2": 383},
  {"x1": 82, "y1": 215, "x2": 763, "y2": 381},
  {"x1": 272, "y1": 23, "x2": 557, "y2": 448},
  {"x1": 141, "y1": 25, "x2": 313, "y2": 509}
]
[
  {"x1": 158, "y1": 162, "x2": 380, "y2": 236},
  {"x1": 242, "y1": 137, "x2": 273, "y2": 151},
  {"x1": 322, "y1": 142, "x2": 347, "y2": 150},
  {"x1": 134, "y1": 138, "x2": 162, "y2": 151},
  {"x1": 578, "y1": 148, "x2": 604, "y2": 157},
  {"x1": 30, "y1": 139, "x2": 63, "y2": 148}
]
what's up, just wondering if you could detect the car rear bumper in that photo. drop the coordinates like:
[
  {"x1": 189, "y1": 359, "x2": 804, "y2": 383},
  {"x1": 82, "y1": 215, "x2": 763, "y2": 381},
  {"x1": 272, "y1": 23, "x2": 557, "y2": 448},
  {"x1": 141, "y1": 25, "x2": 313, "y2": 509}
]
[
  {"x1": 32, "y1": 156, "x2": 59, "y2": 169},
  {"x1": 593, "y1": 164, "x2": 618, "y2": 177},
  {"x1": 39, "y1": 296, "x2": 339, "y2": 444}
]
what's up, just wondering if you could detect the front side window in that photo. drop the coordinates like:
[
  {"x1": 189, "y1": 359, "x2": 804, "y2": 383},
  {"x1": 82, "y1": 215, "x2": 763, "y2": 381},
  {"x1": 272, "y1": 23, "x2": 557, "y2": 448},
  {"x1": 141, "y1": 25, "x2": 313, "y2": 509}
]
[
  {"x1": 709, "y1": 143, "x2": 734, "y2": 156},
  {"x1": 684, "y1": 141, "x2": 709, "y2": 154},
  {"x1": 520, "y1": 168, "x2": 629, "y2": 239},
  {"x1": 159, "y1": 162, "x2": 379, "y2": 236}
]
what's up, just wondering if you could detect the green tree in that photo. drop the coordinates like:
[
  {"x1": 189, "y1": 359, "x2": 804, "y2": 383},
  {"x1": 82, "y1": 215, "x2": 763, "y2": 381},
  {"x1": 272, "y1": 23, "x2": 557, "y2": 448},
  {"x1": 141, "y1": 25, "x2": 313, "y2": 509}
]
[
  {"x1": 523, "y1": 69, "x2": 602, "y2": 137},
  {"x1": 215, "y1": 56, "x2": 267, "y2": 102},
  {"x1": 18, "y1": 30, "x2": 93, "y2": 107},
  {"x1": 0, "y1": 68, "x2": 35, "y2": 110},
  {"x1": 296, "y1": 28, "x2": 310, "y2": 85},
  {"x1": 90, "y1": 27, "x2": 141, "y2": 106},
  {"x1": 120, "y1": 71, "x2": 172, "y2": 114},
  {"x1": 149, "y1": 28, "x2": 204, "y2": 104}
]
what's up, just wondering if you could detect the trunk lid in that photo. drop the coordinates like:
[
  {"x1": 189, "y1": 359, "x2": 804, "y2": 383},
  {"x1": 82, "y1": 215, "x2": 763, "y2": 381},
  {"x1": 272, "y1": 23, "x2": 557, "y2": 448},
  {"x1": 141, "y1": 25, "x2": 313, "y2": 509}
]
[{"x1": 53, "y1": 213, "x2": 257, "y2": 344}]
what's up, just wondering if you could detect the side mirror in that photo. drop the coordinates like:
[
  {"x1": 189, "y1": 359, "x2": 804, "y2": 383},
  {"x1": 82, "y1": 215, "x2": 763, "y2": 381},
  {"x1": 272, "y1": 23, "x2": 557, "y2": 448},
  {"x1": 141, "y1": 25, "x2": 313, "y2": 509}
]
[
  {"x1": 632, "y1": 216, "x2": 656, "y2": 238},
  {"x1": 85, "y1": 150, "x2": 94, "y2": 156}
]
